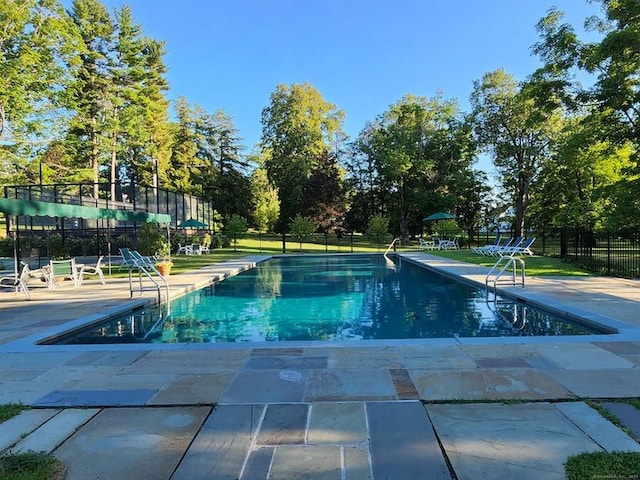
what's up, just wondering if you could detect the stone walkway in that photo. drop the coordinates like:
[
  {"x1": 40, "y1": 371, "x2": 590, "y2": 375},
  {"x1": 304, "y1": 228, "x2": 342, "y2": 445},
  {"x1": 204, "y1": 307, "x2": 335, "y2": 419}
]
[{"x1": 0, "y1": 253, "x2": 639, "y2": 479}]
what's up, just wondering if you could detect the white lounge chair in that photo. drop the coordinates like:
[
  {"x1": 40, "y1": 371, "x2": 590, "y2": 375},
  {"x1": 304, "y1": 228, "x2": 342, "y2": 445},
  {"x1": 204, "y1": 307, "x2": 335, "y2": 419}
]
[
  {"x1": 0, "y1": 262, "x2": 31, "y2": 300},
  {"x1": 472, "y1": 235, "x2": 502, "y2": 254},
  {"x1": 492, "y1": 237, "x2": 523, "y2": 256},
  {"x1": 501, "y1": 237, "x2": 536, "y2": 256}
]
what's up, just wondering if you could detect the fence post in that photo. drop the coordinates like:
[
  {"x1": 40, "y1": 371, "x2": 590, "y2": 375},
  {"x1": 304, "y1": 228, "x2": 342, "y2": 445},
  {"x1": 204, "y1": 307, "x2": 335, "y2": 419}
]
[
  {"x1": 607, "y1": 231, "x2": 611, "y2": 276},
  {"x1": 282, "y1": 233, "x2": 286, "y2": 253}
]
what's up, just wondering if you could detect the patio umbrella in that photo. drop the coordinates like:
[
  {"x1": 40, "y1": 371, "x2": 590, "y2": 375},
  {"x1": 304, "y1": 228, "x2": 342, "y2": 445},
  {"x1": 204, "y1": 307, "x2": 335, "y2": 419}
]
[
  {"x1": 422, "y1": 212, "x2": 456, "y2": 222},
  {"x1": 178, "y1": 218, "x2": 208, "y2": 229}
]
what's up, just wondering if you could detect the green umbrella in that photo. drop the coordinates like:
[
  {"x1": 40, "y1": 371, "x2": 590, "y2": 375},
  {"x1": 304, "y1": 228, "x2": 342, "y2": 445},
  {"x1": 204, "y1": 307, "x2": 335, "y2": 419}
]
[
  {"x1": 178, "y1": 218, "x2": 208, "y2": 229},
  {"x1": 422, "y1": 212, "x2": 455, "y2": 222}
]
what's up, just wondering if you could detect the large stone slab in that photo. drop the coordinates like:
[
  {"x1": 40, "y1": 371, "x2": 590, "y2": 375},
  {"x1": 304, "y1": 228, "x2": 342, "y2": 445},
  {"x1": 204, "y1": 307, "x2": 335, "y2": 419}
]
[
  {"x1": 600, "y1": 402, "x2": 640, "y2": 440},
  {"x1": 172, "y1": 404, "x2": 263, "y2": 480},
  {"x1": 428, "y1": 402, "x2": 602, "y2": 480},
  {"x1": 11, "y1": 408, "x2": 99, "y2": 454},
  {"x1": 305, "y1": 369, "x2": 396, "y2": 401},
  {"x1": 257, "y1": 403, "x2": 309, "y2": 446},
  {"x1": 240, "y1": 446, "x2": 274, "y2": 480},
  {"x1": 269, "y1": 446, "x2": 341, "y2": 479},
  {"x1": 245, "y1": 355, "x2": 327, "y2": 370},
  {"x1": 555, "y1": 402, "x2": 640, "y2": 452},
  {"x1": 220, "y1": 369, "x2": 307, "y2": 403},
  {"x1": 401, "y1": 344, "x2": 477, "y2": 370},
  {"x1": 123, "y1": 349, "x2": 250, "y2": 375},
  {"x1": 367, "y1": 401, "x2": 450, "y2": 480},
  {"x1": 148, "y1": 373, "x2": 233, "y2": 405},
  {"x1": 312, "y1": 346, "x2": 404, "y2": 369},
  {"x1": 55, "y1": 406, "x2": 209, "y2": 480},
  {"x1": 533, "y1": 343, "x2": 636, "y2": 369},
  {"x1": 308, "y1": 402, "x2": 367, "y2": 445},
  {"x1": 412, "y1": 368, "x2": 571, "y2": 401},
  {"x1": 546, "y1": 368, "x2": 640, "y2": 397},
  {"x1": 32, "y1": 388, "x2": 158, "y2": 407},
  {"x1": 0, "y1": 409, "x2": 58, "y2": 451}
]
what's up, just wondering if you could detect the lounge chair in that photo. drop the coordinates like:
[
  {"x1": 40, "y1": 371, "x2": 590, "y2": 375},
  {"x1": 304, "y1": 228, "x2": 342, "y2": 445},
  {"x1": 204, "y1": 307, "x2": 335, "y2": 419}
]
[
  {"x1": 119, "y1": 248, "x2": 138, "y2": 269},
  {"x1": 501, "y1": 237, "x2": 536, "y2": 256},
  {"x1": 472, "y1": 235, "x2": 502, "y2": 255},
  {"x1": 0, "y1": 262, "x2": 31, "y2": 300},
  {"x1": 48, "y1": 258, "x2": 79, "y2": 289},
  {"x1": 79, "y1": 255, "x2": 106, "y2": 286},
  {"x1": 131, "y1": 250, "x2": 157, "y2": 267},
  {"x1": 492, "y1": 237, "x2": 523, "y2": 256}
]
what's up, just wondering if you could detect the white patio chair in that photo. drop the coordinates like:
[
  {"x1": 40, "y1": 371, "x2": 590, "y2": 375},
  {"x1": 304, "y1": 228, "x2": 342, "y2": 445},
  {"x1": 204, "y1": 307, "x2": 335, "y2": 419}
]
[
  {"x1": 48, "y1": 258, "x2": 79, "y2": 289},
  {"x1": 79, "y1": 255, "x2": 106, "y2": 286},
  {"x1": 0, "y1": 262, "x2": 31, "y2": 300}
]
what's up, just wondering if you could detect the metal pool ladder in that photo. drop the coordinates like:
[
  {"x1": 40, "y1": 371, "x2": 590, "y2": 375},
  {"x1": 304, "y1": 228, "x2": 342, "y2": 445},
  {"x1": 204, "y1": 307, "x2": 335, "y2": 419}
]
[
  {"x1": 485, "y1": 255, "x2": 526, "y2": 293},
  {"x1": 384, "y1": 238, "x2": 401, "y2": 258},
  {"x1": 126, "y1": 264, "x2": 171, "y2": 313}
]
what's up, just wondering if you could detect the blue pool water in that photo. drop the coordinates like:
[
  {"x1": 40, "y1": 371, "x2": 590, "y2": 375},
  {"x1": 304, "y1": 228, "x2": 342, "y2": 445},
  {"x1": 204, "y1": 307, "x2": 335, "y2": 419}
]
[{"x1": 49, "y1": 255, "x2": 605, "y2": 344}]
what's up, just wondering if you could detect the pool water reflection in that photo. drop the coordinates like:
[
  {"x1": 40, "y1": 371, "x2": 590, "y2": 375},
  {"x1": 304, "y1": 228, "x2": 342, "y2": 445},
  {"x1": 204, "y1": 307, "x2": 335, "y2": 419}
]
[{"x1": 49, "y1": 255, "x2": 605, "y2": 344}]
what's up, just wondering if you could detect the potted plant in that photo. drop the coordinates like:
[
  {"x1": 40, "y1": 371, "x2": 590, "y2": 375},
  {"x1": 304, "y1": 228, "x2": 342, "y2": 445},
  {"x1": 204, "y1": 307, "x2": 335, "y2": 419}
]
[{"x1": 155, "y1": 239, "x2": 173, "y2": 276}]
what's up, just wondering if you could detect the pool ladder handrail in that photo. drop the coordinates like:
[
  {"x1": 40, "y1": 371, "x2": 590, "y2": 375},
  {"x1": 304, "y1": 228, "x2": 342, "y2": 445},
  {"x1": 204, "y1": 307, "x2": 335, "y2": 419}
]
[
  {"x1": 384, "y1": 238, "x2": 401, "y2": 258},
  {"x1": 485, "y1": 254, "x2": 526, "y2": 293},
  {"x1": 126, "y1": 263, "x2": 171, "y2": 313}
]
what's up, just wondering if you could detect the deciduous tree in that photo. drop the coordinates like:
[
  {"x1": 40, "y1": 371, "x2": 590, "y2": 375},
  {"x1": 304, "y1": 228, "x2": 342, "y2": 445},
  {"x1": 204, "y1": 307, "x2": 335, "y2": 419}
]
[{"x1": 260, "y1": 83, "x2": 345, "y2": 232}]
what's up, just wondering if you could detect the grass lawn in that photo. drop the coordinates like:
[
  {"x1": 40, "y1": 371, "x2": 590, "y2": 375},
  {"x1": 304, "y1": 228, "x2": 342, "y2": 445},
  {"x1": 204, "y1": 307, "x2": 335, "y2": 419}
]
[
  {"x1": 566, "y1": 451, "x2": 640, "y2": 479},
  {"x1": 421, "y1": 248, "x2": 593, "y2": 277},
  {"x1": 102, "y1": 233, "x2": 595, "y2": 279}
]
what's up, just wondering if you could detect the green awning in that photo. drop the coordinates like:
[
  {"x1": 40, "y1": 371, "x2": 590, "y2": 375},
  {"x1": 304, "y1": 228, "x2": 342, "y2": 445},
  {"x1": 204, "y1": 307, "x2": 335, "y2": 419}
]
[{"x1": 0, "y1": 198, "x2": 171, "y2": 223}]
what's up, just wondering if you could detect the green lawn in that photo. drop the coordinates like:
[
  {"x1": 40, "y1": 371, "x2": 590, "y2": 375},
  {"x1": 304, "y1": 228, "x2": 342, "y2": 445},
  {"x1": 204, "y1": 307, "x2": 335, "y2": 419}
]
[
  {"x1": 421, "y1": 249, "x2": 593, "y2": 277},
  {"x1": 155, "y1": 237, "x2": 593, "y2": 278}
]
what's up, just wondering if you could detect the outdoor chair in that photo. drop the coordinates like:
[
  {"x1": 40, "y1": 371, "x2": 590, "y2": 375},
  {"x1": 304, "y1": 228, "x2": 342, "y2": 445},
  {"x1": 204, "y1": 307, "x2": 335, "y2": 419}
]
[
  {"x1": 176, "y1": 243, "x2": 191, "y2": 255},
  {"x1": 492, "y1": 237, "x2": 523, "y2": 256},
  {"x1": 472, "y1": 235, "x2": 502, "y2": 255},
  {"x1": 439, "y1": 237, "x2": 460, "y2": 250},
  {"x1": 119, "y1": 248, "x2": 139, "y2": 270},
  {"x1": 199, "y1": 238, "x2": 211, "y2": 254},
  {"x1": 79, "y1": 255, "x2": 106, "y2": 286},
  {"x1": 418, "y1": 238, "x2": 437, "y2": 250},
  {"x1": 500, "y1": 237, "x2": 536, "y2": 256},
  {"x1": 48, "y1": 258, "x2": 79, "y2": 289},
  {"x1": 131, "y1": 250, "x2": 157, "y2": 267},
  {"x1": 0, "y1": 262, "x2": 31, "y2": 300}
]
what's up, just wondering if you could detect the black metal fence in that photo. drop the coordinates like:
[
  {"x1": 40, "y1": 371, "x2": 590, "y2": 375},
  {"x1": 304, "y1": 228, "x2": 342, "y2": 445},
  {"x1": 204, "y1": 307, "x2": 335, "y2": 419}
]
[
  {"x1": 472, "y1": 228, "x2": 640, "y2": 278},
  {"x1": 3, "y1": 182, "x2": 216, "y2": 235}
]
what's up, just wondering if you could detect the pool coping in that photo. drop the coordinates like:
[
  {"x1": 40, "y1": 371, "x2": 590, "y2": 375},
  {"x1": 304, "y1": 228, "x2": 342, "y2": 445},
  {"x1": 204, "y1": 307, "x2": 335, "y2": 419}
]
[{"x1": 3, "y1": 252, "x2": 640, "y2": 353}]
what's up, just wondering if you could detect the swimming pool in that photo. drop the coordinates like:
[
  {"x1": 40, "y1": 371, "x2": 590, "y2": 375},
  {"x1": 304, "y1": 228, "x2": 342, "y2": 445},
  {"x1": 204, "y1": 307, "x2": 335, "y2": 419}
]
[{"x1": 46, "y1": 255, "x2": 607, "y2": 345}]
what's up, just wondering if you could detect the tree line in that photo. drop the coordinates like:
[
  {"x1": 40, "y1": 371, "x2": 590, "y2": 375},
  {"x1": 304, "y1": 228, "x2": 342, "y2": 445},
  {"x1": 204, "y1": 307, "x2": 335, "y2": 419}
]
[{"x1": 1, "y1": 0, "x2": 638, "y2": 240}]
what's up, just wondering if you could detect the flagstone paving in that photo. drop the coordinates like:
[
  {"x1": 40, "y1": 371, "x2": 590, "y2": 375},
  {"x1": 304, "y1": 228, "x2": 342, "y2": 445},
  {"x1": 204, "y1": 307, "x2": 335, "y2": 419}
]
[{"x1": 0, "y1": 253, "x2": 639, "y2": 479}]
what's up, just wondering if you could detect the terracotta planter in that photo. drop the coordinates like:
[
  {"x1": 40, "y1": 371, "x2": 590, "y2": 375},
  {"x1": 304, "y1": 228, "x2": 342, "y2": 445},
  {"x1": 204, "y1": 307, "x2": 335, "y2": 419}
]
[{"x1": 156, "y1": 263, "x2": 172, "y2": 276}]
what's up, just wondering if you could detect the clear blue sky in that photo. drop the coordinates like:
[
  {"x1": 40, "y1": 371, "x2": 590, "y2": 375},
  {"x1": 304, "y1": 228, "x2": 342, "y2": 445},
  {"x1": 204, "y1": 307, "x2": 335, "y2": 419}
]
[{"x1": 70, "y1": 0, "x2": 601, "y2": 168}]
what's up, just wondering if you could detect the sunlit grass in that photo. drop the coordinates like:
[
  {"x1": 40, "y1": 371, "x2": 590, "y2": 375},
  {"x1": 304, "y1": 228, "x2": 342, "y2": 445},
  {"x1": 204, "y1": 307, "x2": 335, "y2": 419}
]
[
  {"x1": 103, "y1": 234, "x2": 593, "y2": 278},
  {"x1": 421, "y1": 249, "x2": 593, "y2": 277},
  {"x1": 566, "y1": 451, "x2": 640, "y2": 480}
]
